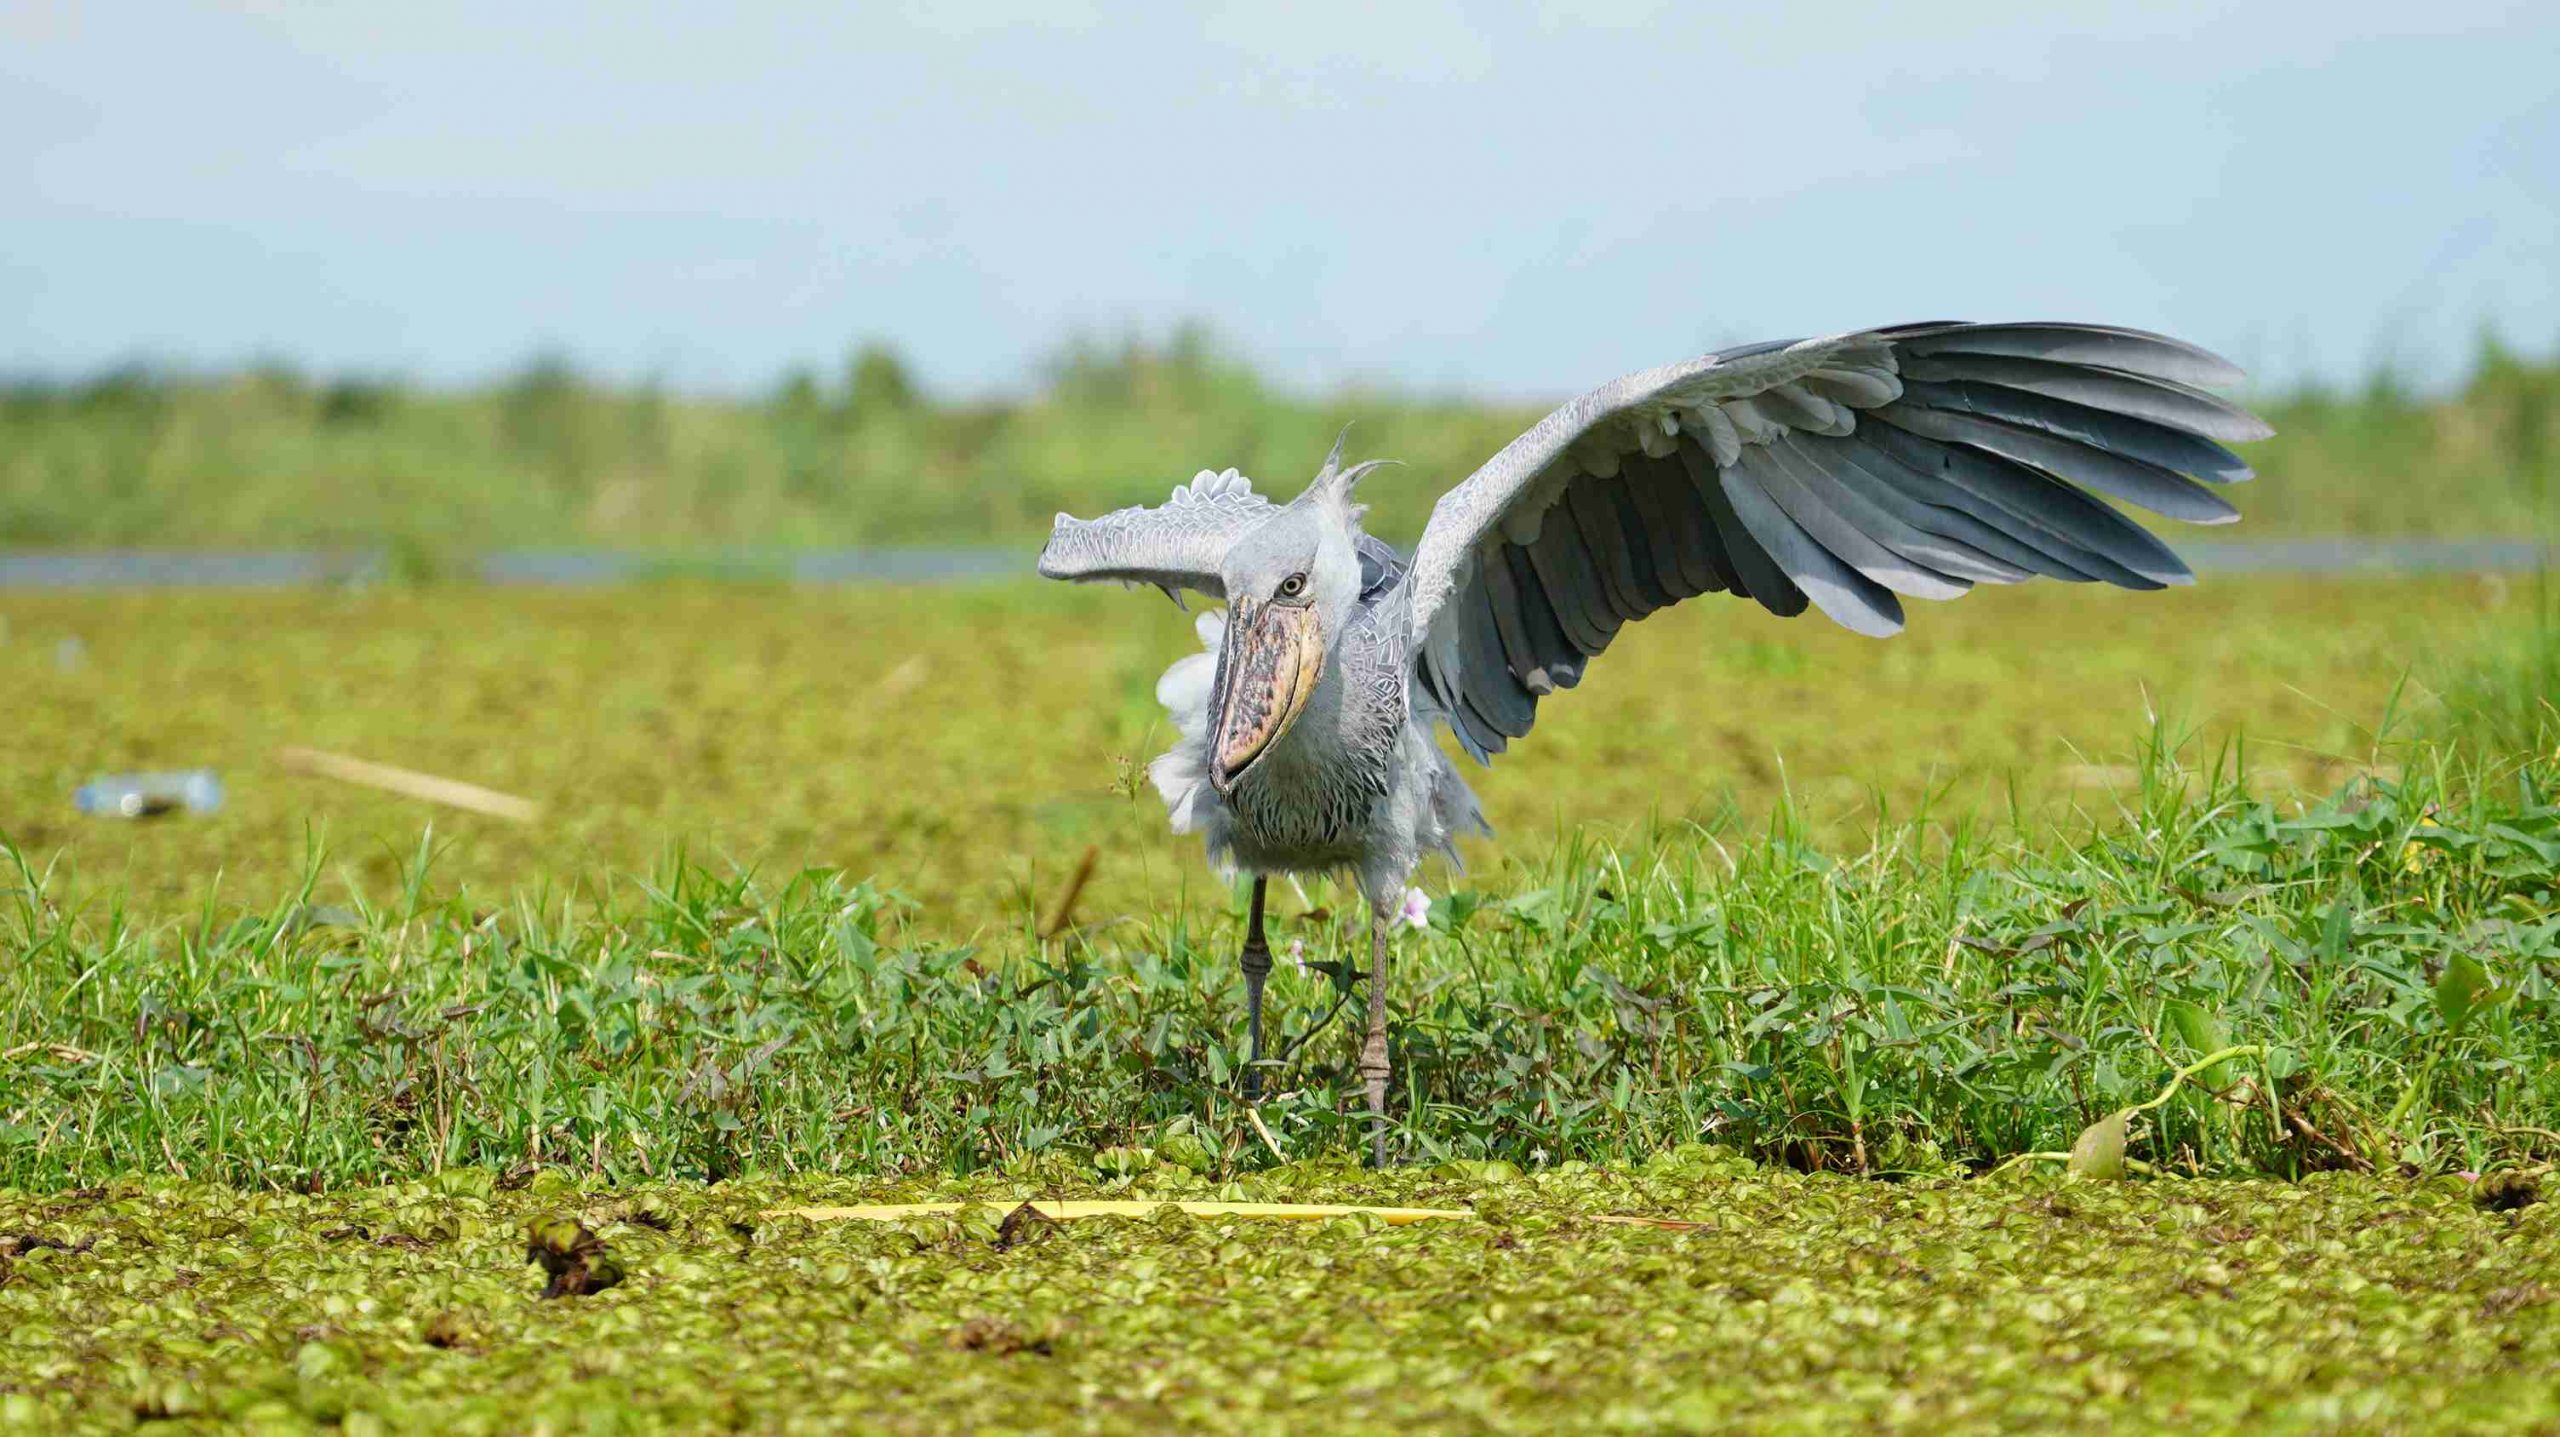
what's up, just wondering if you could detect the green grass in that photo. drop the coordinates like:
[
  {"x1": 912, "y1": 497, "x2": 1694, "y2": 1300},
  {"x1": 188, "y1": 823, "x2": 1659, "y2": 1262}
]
[
  {"x1": 4, "y1": 333, "x2": 2555, "y2": 552},
  {"x1": 4, "y1": 716, "x2": 2556, "y2": 1191},
  {"x1": 2, "y1": 1166, "x2": 2554, "y2": 1433}
]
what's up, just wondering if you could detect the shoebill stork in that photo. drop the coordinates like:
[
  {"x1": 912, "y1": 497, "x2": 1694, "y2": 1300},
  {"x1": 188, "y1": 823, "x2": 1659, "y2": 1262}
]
[{"x1": 1038, "y1": 321, "x2": 2269, "y2": 1164}]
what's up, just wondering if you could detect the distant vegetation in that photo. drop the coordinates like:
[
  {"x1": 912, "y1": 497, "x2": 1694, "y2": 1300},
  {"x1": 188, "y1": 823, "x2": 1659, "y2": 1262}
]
[
  {"x1": 2, "y1": 330, "x2": 2554, "y2": 554},
  {"x1": 2439, "y1": 573, "x2": 2560, "y2": 755}
]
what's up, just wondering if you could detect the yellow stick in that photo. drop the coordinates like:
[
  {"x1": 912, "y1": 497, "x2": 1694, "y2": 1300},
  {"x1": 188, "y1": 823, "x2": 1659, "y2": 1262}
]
[
  {"x1": 1245, "y1": 1106, "x2": 1289, "y2": 1164},
  {"x1": 772, "y1": 1200, "x2": 1473, "y2": 1225},
  {"x1": 276, "y1": 746, "x2": 539, "y2": 822}
]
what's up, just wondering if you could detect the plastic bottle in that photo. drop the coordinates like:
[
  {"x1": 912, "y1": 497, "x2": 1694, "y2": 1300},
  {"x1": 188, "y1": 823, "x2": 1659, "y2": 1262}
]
[{"x1": 74, "y1": 770, "x2": 224, "y2": 818}]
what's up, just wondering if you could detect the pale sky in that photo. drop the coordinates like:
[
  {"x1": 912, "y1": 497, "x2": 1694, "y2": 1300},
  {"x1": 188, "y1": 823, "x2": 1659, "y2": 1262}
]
[{"x1": 4, "y1": 1, "x2": 2554, "y2": 397}]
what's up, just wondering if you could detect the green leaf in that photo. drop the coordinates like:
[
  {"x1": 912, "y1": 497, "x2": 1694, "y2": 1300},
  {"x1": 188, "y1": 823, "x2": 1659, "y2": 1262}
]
[
  {"x1": 1155, "y1": 1130, "x2": 1215, "y2": 1175},
  {"x1": 427, "y1": 1167, "x2": 494, "y2": 1199},
  {"x1": 2067, "y1": 1110, "x2": 2129, "y2": 1180},
  {"x1": 1093, "y1": 1145, "x2": 1156, "y2": 1178},
  {"x1": 2434, "y1": 952, "x2": 2494, "y2": 1033},
  {"x1": 1430, "y1": 1159, "x2": 1523, "y2": 1183},
  {"x1": 2163, "y1": 1000, "x2": 2232, "y2": 1088},
  {"x1": 2317, "y1": 896, "x2": 2355, "y2": 965},
  {"x1": 294, "y1": 1339, "x2": 348, "y2": 1382}
]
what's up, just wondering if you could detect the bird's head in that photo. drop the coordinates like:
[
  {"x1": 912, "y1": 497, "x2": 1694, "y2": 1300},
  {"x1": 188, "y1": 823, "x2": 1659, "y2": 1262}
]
[{"x1": 1207, "y1": 437, "x2": 1392, "y2": 793}]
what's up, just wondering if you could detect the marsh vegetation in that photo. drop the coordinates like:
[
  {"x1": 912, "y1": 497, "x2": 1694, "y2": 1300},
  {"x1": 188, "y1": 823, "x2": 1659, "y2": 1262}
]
[
  {"x1": 3, "y1": 1165, "x2": 2554, "y2": 1432},
  {"x1": 4, "y1": 348, "x2": 2558, "y2": 1430}
]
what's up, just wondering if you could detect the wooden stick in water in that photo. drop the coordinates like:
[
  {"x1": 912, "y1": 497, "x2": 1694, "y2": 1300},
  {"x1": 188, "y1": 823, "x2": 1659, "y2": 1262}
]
[{"x1": 275, "y1": 746, "x2": 540, "y2": 823}]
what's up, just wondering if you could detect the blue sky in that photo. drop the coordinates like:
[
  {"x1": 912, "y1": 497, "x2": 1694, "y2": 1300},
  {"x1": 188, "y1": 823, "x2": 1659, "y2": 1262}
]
[{"x1": 5, "y1": 2, "x2": 2553, "y2": 397}]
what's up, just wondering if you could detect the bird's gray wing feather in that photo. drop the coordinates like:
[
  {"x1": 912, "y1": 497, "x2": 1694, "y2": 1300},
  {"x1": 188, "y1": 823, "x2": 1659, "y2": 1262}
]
[
  {"x1": 1401, "y1": 320, "x2": 2272, "y2": 761},
  {"x1": 1035, "y1": 468, "x2": 1275, "y2": 602}
]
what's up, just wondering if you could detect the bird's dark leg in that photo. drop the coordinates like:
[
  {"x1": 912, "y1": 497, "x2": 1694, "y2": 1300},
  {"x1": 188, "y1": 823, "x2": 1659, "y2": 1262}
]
[
  {"x1": 1239, "y1": 878, "x2": 1272, "y2": 1101},
  {"x1": 1360, "y1": 900, "x2": 1393, "y2": 1168}
]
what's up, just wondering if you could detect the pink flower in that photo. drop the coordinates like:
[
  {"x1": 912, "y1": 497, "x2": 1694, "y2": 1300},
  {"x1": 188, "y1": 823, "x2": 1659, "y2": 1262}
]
[
  {"x1": 1285, "y1": 938, "x2": 1308, "y2": 971},
  {"x1": 1399, "y1": 888, "x2": 1431, "y2": 932}
]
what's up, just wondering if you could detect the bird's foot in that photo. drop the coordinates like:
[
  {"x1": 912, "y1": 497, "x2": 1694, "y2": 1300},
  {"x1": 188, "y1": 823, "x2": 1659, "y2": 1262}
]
[{"x1": 1359, "y1": 1031, "x2": 1390, "y2": 1168}]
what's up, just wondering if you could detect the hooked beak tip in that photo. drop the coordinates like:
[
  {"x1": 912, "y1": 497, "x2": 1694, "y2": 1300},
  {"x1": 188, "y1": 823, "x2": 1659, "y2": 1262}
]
[
  {"x1": 1210, "y1": 740, "x2": 1267, "y2": 796},
  {"x1": 1210, "y1": 726, "x2": 1259, "y2": 795}
]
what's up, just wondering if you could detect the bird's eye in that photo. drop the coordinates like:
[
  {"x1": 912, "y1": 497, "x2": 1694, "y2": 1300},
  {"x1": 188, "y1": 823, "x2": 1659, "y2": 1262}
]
[{"x1": 1277, "y1": 573, "x2": 1307, "y2": 599}]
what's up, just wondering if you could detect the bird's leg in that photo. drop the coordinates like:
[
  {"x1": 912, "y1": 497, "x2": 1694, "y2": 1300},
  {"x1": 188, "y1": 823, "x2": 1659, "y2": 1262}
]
[
  {"x1": 1239, "y1": 878, "x2": 1272, "y2": 1102},
  {"x1": 1360, "y1": 900, "x2": 1393, "y2": 1168}
]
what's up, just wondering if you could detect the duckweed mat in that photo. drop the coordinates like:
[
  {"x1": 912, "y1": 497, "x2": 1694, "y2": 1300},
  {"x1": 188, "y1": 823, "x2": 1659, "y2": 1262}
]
[{"x1": 3, "y1": 1162, "x2": 2555, "y2": 1434}]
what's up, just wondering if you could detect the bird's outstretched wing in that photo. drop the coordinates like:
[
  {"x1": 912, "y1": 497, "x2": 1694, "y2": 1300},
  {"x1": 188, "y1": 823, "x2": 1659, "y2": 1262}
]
[
  {"x1": 1400, "y1": 321, "x2": 2272, "y2": 760},
  {"x1": 1036, "y1": 468, "x2": 1277, "y2": 601}
]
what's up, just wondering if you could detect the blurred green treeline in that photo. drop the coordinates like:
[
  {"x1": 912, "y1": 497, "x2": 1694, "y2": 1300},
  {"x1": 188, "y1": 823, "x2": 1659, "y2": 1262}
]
[{"x1": 3, "y1": 327, "x2": 2555, "y2": 553}]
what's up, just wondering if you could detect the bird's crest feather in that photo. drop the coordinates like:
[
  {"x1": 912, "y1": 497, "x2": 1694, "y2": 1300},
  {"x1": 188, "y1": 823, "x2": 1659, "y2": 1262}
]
[{"x1": 1297, "y1": 425, "x2": 1397, "y2": 524}]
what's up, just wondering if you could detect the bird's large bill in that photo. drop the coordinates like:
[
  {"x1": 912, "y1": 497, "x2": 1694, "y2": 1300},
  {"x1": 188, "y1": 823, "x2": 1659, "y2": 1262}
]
[{"x1": 1211, "y1": 600, "x2": 1323, "y2": 792}]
